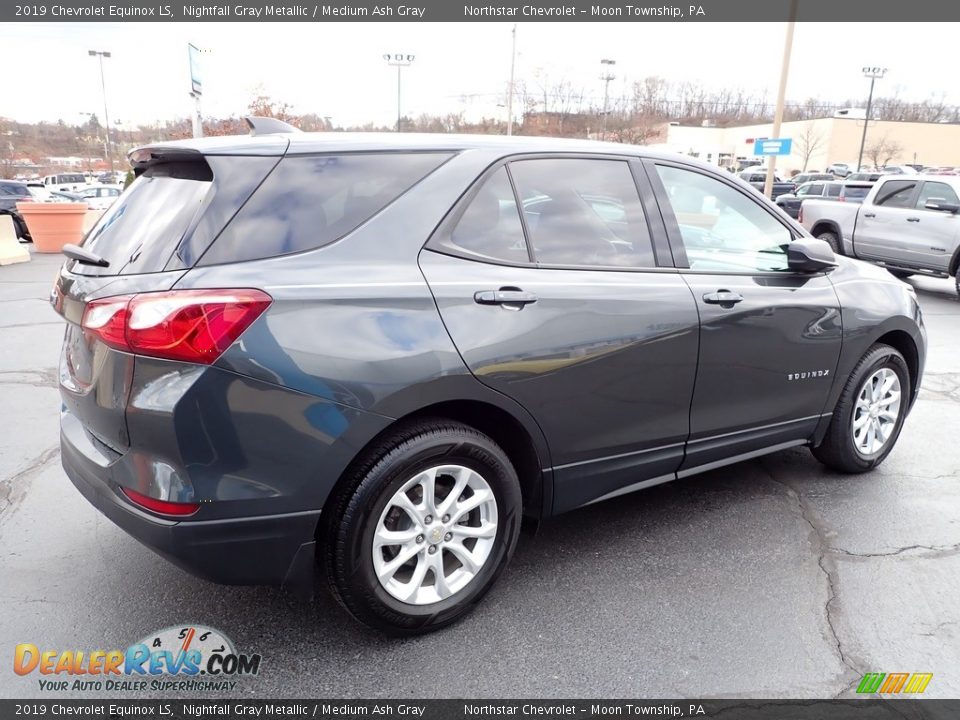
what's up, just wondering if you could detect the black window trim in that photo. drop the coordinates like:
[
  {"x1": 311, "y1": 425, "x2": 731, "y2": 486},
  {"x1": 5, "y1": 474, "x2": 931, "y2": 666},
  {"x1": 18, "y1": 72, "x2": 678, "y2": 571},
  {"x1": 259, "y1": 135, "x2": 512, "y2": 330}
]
[
  {"x1": 644, "y1": 157, "x2": 810, "y2": 277},
  {"x1": 424, "y1": 151, "x2": 678, "y2": 274}
]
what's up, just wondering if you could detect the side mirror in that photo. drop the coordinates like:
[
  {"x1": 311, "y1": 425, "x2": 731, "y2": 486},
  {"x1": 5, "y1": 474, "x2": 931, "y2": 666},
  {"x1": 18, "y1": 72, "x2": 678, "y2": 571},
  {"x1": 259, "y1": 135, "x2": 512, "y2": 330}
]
[
  {"x1": 788, "y1": 238, "x2": 837, "y2": 273},
  {"x1": 924, "y1": 200, "x2": 960, "y2": 213}
]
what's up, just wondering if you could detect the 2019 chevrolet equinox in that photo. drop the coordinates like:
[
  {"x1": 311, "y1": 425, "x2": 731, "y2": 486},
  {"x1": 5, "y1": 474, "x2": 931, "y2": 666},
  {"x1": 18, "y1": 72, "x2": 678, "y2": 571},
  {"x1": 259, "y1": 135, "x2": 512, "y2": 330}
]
[{"x1": 54, "y1": 118, "x2": 926, "y2": 634}]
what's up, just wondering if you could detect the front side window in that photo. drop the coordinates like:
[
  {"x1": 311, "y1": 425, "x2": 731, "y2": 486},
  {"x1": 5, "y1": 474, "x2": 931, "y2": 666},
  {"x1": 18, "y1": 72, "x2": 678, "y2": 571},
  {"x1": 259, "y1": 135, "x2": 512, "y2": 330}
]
[
  {"x1": 655, "y1": 164, "x2": 791, "y2": 273},
  {"x1": 509, "y1": 158, "x2": 656, "y2": 268},
  {"x1": 916, "y1": 181, "x2": 960, "y2": 209},
  {"x1": 874, "y1": 180, "x2": 919, "y2": 208}
]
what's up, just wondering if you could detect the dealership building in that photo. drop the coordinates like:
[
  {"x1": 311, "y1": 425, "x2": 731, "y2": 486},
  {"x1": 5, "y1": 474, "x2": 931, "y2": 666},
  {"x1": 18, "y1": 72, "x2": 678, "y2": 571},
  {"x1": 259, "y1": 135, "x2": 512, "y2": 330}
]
[{"x1": 648, "y1": 114, "x2": 960, "y2": 172}]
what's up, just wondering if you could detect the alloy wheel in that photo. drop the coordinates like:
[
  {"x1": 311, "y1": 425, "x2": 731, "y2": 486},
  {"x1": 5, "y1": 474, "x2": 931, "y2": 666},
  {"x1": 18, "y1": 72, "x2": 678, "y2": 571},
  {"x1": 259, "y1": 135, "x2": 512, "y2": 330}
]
[
  {"x1": 851, "y1": 367, "x2": 902, "y2": 457},
  {"x1": 372, "y1": 464, "x2": 498, "y2": 605}
]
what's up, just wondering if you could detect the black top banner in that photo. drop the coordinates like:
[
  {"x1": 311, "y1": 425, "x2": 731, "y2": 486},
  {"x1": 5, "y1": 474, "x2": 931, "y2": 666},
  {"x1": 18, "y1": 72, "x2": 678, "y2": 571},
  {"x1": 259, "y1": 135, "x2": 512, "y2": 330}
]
[{"x1": 5, "y1": 0, "x2": 960, "y2": 22}]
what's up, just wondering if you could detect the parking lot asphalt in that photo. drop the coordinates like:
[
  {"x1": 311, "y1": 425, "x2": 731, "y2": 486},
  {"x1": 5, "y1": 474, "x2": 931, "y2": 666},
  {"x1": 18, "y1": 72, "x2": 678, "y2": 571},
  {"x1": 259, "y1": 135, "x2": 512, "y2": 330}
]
[{"x1": 1, "y1": 249, "x2": 958, "y2": 700}]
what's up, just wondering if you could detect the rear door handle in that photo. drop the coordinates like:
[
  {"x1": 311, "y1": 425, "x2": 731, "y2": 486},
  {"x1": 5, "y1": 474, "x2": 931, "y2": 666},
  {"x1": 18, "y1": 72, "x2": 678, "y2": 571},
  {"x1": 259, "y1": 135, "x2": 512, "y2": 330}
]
[
  {"x1": 863, "y1": 212, "x2": 876, "y2": 218},
  {"x1": 906, "y1": 217, "x2": 920, "y2": 222},
  {"x1": 703, "y1": 290, "x2": 744, "y2": 306},
  {"x1": 474, "y1": 288, "x2": 538, "y2": 307}
]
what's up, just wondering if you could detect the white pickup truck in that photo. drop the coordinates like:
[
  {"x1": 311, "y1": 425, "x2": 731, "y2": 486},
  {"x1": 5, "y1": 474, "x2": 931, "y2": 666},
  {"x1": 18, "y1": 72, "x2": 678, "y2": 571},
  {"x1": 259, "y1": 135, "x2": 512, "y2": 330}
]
[{"x1": 800, "y1": 174, "x2": 960, "y2": 295}]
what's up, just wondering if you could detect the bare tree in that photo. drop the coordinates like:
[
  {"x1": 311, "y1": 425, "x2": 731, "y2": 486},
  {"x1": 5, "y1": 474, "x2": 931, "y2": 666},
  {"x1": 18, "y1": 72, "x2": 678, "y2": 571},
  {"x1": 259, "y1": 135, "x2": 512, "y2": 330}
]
[
  {"x1": 795, "y1": 122, "x2": 826, "y2": 171},
  {"x1": 865, "y1": 135, "x2": 904, "y2": 169}
]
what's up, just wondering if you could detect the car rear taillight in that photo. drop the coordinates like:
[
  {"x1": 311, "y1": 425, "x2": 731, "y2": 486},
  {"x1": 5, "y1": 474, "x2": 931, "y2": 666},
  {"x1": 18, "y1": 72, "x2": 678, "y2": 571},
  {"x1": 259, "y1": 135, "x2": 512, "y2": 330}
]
[
  {"x1": 121, "y1": 487, "x2": 200, "y2": 516},
  {"x1": 798, "y1": 207, "x2": 803, "y2": 223},
  {"x1": 81, "y1": 289, "x2": 272, "y2": 364}
]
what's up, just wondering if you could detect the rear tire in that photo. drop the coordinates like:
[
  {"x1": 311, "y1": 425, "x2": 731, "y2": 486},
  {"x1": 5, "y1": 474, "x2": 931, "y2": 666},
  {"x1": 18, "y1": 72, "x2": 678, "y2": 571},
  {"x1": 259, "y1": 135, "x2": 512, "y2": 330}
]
[
  {"x1": 955, "y1": 266, "x2": 960, "y2": 298},
  {"x1": 817, "y1": 230, "x2": 841, "y2": 255},
  {"x1": 812, "y1": 344, "x2": 910, "y2": 473},
  {"x1": 322, "y1": 419, "x2": 522, "y2": 635}
]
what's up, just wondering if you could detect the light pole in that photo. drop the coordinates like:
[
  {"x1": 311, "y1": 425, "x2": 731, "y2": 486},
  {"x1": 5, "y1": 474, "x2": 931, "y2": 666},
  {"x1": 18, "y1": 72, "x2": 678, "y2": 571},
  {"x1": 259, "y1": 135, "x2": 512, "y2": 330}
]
[
  {"x1": 763, "y1": 0, "x2": 797, "y2": 199},
  {"x1": 506, "y1": 25, "x2": 517, "y2": 136},
  {"x1": 88, "y1": 50, "x2": 114, "y2": 174},
  {"x1": 600, "y1": 58, "x2": 616, "y2": 141},
  {"x1": 384, "y1": 54, "x2": 415, "y2": 132},
  {"x1": 856, "y1": 66, "x2": 887, "y2": 172}
]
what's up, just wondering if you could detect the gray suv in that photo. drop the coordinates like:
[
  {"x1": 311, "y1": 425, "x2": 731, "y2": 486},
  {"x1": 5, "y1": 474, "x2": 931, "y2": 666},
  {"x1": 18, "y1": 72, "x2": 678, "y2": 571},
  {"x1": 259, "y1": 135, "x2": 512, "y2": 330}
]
[{"x1": 55, "y1": 120, "x2": 926, "y2": 634}]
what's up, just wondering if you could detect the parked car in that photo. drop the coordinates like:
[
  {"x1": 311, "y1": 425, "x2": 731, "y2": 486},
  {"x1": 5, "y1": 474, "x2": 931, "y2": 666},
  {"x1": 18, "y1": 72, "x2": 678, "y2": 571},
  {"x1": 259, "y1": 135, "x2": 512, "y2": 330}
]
[
  {"x1": 0, "y1": 179, "x2": 33, "y2": 240},
  {"x1": 41, "y1": 172, "x2": 89, "y2": 193},
  {"x1": 880, "y1": 165, "x2": 919, "y2": 175},
  {"x1": 738, "y1": 169, "x2": 797, "y2": 198},
  {"x1": 801, "y1": 174, "x2": 960, "y2": 293},
  {"x1": 836, "y1": 181, "x2": 875, "y2": 204},
  {"x1": 776, "y1": 180, "x2": 843, "y2": 218},
  {"x1": 846, "y1": 172, "x2": 885, "y2": 182},
  {"x1": 55, "y1": 123, "x2": 927, "y2": 634},
  {"x1": 926, "y1": 166, "x2": 959, "y2": 176},
  {"x1": 826, "y1": 162, "x2": 855, "y2": 177},
  {"x1": 78, "y1": 185, "x2": 122, "y2": 210},
  {"x1": 791, "y1": 173, "x2": 835, "y2": 186}
]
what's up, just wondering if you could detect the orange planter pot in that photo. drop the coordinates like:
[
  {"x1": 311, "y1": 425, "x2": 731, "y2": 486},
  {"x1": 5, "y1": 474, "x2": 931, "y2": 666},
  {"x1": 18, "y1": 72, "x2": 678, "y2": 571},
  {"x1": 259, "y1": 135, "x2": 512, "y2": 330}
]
[{"x1": 15, "y1": 202, "x2": 89, "y2": 253}]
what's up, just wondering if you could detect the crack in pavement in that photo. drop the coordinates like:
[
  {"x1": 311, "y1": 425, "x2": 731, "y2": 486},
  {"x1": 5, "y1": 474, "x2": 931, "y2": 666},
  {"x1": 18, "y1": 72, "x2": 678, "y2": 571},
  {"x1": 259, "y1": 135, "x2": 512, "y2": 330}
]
[
  {"x1": 830, "y1": 542, "x2": 960, "y2": 559},
  {"x1": 0, "y1": 368, "x2": 59, "y2": 389},
  {"x1": 0, "y1": 445, "x2": 61, "y2": 520},
  {"x1": 757, "y1": 460, "x2": 864, "y2": 697}
]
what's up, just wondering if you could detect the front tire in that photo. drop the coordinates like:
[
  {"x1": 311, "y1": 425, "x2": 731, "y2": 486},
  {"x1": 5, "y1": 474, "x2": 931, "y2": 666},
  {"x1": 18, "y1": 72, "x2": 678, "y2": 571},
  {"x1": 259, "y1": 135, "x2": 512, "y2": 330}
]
[
  {"x1": 812, "y1": 344, "x2": 910, "y2": 473},
  {"x1": 323, "y1": 419, "x2": 522, "y2": 635},
  {"x1": 816, "y1": 230, "x2": 841, "y2": 255}
]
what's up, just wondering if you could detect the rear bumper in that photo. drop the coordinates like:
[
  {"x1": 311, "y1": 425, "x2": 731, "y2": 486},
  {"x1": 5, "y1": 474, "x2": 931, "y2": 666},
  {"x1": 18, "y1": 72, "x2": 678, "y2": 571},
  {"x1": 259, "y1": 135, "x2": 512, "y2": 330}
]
[{"x1": 61, "y1": 419, "x2": 319, "y2": 589}]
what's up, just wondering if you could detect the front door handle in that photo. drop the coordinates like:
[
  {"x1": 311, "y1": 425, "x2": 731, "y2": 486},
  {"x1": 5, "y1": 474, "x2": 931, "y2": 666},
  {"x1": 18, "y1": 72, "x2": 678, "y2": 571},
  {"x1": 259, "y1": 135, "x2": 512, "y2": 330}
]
[
  {"x1": 863, "y1": 212, "x2": 876, "y2": 218},
  {"x1": 703, "y1": 290, "x2": 744, "y2": 306},
  {"x1": 906, "y1": 217, "x2": 920, "y2": 222},
  {"x1": 474, "y1": 288, "x2": 538, "y2": 308}
]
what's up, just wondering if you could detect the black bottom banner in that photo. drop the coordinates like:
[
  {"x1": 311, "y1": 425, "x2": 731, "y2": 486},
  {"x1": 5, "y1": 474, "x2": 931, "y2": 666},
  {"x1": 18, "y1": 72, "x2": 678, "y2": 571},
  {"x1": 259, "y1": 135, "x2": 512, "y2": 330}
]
[{"x1": 1, "y1": 700, "x2": 957, "y2": 720}]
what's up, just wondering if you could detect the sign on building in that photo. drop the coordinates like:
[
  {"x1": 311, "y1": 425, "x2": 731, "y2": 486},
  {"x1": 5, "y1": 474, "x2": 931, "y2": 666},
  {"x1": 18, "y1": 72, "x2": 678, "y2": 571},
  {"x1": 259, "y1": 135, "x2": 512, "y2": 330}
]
[{"x1": 753, "y1": 138, "x2": 793, "y2": 156}]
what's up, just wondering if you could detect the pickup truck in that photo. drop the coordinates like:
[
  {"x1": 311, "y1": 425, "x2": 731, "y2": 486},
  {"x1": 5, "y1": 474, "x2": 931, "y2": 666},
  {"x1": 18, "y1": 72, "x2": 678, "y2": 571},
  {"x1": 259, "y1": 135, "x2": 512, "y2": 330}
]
[
  {"x1": 737, "y1": 170, "x2": 797, "y2": 199},
  {"x1": 800, "y1": 174, "x2": 960, "y2": 294}
]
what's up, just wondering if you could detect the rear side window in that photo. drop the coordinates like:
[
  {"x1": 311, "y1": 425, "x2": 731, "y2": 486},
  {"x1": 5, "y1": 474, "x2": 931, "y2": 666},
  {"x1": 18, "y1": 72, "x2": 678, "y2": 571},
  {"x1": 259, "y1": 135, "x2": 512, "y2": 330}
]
[
  {"x1": 440, "y1": 167, "x2": 530, "y2": 264},
  {"x1": 200, "y1": 153, "x2": 451, "y2": 266},
  {"x1": 76, "y1": 161, "x2": 212, "y2": 275},
  {"x1": 509, "y1": 158, "x2": 656, "y2": 268},
  {"x1": 826, "y1": 184, "x2": 842, "y2": 197}
]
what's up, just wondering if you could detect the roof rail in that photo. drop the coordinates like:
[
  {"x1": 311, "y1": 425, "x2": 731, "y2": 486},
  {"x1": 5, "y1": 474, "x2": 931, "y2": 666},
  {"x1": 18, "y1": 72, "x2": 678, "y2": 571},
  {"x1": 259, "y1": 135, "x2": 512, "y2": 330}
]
[{"x1": 244, "y1": 116, "x2": 301, "y2": 136}]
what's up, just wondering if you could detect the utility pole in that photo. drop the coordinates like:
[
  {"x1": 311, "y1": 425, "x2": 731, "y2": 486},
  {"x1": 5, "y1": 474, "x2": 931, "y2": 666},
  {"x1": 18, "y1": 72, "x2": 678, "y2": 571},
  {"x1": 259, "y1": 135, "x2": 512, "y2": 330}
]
[
  {"x1": 600, "y1": 58, "x2": 616, "y2": 141},
  {"x1": 88, "y1": 50, "x2": 114, "y2": 174},
  {"x1": 506, "y1": 24, "x2": 517, "y2": 136},
  {"x1": 763, "y1": 0, "x2": 797, "y2": 199},
  {"x1": 857, "y1": 67, "x2": 887, "y2": 172},
  {"x1": 384, "y1": 54, "x2": 415, "y2": 132}
]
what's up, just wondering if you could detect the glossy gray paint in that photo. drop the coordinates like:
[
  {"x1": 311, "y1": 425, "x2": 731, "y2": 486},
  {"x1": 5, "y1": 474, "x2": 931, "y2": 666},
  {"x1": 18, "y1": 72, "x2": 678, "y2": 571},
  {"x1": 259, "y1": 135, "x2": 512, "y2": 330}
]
[{"x1": 56, "y1": 132, "x2": 927, "y2": 590}]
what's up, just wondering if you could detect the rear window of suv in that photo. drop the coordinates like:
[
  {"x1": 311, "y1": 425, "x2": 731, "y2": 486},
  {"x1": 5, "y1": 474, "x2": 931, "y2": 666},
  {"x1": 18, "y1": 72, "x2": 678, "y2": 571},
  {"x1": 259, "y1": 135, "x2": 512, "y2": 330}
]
[
  {"x1": 76, "y1": 161, "x2": 212, "y2": 275},
  {"x1": 198, "y1": 152, "x2": 452, "y2": 266}
]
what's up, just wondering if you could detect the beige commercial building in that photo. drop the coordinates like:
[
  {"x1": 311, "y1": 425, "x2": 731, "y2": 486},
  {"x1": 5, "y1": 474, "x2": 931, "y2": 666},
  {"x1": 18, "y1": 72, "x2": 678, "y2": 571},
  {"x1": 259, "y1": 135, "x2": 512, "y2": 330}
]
[{"x1": 650, "y1": 116, "x2": 960, "y2": 173}]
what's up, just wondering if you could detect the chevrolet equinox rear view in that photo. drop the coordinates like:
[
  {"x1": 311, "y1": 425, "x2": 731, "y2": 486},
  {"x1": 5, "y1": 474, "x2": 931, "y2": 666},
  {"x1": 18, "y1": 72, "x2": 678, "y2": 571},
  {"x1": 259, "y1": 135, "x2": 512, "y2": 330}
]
[{"x1": 55, "y1": 119, "x2": 926, "y2": 634}]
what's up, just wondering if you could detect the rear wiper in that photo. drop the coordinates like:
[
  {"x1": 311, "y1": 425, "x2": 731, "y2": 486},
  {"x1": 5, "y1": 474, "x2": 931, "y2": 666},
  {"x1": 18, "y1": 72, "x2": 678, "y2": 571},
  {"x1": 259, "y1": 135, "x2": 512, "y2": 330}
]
[{"x1": 62, "y1": 243, "x2": 109, "y2": 268}]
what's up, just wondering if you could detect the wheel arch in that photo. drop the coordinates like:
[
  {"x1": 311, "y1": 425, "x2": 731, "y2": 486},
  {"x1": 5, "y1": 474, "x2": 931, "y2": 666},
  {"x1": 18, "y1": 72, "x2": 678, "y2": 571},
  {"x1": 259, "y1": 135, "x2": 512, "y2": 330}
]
[
  {"x1": 318, "y1": 396, "x2": 552, "y2": 542},
  {"x1": 874, "y1": 329, "x2": 920, "y2": 405}
]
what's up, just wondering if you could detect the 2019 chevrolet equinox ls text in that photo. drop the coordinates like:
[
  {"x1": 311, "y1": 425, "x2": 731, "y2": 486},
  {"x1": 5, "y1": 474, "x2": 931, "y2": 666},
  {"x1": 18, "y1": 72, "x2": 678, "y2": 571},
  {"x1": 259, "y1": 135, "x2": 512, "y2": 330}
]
[{"x1": 54, "y1": 119, "x2": 926, "y2": 634}]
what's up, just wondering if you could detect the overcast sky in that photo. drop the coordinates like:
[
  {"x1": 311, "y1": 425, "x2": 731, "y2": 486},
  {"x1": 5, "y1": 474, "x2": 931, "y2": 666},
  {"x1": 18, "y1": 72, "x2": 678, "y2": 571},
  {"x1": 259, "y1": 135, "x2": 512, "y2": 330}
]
[{"x1": 1, "y1": 22, "x2": 955, "y2": 129}]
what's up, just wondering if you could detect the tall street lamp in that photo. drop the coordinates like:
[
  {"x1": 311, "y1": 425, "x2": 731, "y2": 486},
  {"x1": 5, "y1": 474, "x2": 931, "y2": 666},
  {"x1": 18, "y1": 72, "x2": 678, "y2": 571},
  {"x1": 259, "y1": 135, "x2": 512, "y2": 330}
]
[
  {"x1": 384, "y1": 54, "x2": 415, "y2": 132},
  {"x1": 856, "y1": 66, "x2": 887, "y2": 172},
  {"x1": 600, "y1": 58, "x2": 616, "y2": 141},
  {"x1": 88, "y1": 50, "x2": 114, "y2": 174}
]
